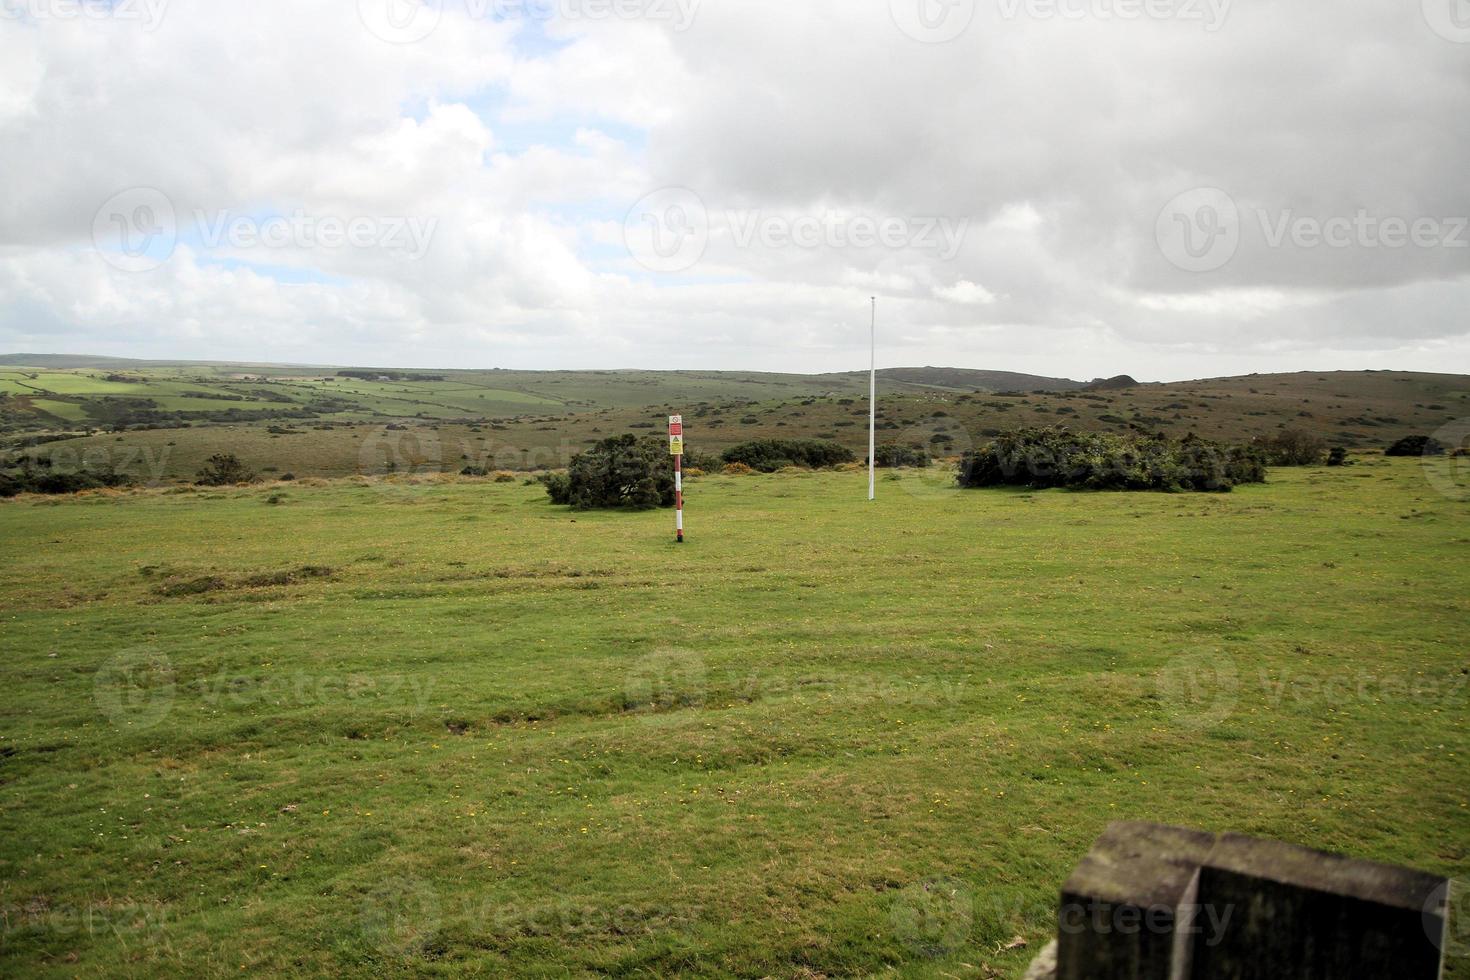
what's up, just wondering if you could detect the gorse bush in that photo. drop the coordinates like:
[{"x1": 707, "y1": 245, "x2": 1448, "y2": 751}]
[
  {"x1": 1385, "y1": 435, "x2": 1446, "y2": 457},
  {"x1": 869, "y1": 444, "x2": 931, "y2": 468},
  {"x1": 721, "y1": 439, "x2": 854, "y2": 473},
  {"x1": 1260, "y1": 428, "x2": 1327, "y2": 466},
  {"x1": 0, "y1": 465, "x2": 131, "y2": 497},
  {"x1": 196, "y1": 453, "x2": 256, "y2": 486},
  {"x1": 545, "y1": 434, "x2": 674, "y2": 510},
  {"x1": 956, "y1": 427, "x2": 1266, "y2": 493}
]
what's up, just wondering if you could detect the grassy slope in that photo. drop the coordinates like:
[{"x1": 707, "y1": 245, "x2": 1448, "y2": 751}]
[{"x1": 0, "y1": 458, "x2": 1466, "y2": 978}]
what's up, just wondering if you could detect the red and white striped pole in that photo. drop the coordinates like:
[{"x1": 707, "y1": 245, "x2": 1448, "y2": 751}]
[{"x1": 670, "y1": 414, "x2": 685, "y2": 543}]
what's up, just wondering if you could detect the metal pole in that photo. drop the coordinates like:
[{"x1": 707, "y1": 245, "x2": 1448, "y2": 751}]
[{"x1": 868, "y1": 296, "x2": 876, "y2": 502}]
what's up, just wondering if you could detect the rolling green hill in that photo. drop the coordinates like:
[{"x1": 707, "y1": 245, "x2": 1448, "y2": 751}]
[{"x1": 2, "y1": 357, "x2": 1466, "y2": 484}]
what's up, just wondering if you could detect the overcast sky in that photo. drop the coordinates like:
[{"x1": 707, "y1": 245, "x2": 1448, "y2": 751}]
[{"x1": 0, "y1": 0, "x2": 1466, "y2": 381}]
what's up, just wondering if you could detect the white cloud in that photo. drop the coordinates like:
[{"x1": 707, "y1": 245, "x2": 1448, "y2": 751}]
[{"x1": 0, "y1": 0, "x2": 1465, "y2": 379}]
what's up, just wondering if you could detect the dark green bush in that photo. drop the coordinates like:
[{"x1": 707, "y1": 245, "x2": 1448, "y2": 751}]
[
  {"x1": 546, "y1": 434, "x2": 673, "y2": 510},
  {"x1": 956, "y1": 427, "x2": 1266, "y2": 493},
  {"x1": 1385, "y1": 435, "x2": 1446, "y2": 457},
  {"x1": 0, "y1": 466, "x2": 131, "y2": 497},
  {"x1": 721, "y1": 439, "x2": 855, "y2": 473},
  {"x1": 1260, "y1": 428, "x2": 1327, "y2": 466},
  {"x1": 540, "y1": 472, "x2": 572, "y2": 505},
  {"x1": 870, "y1": 444, "x2": 931, "y2": 468},
  {"x1": 1327, "y1": 447, "x2": 1349, "y2": 467},
  {"x1": 196, "y1": 453, "x2": 256, "y2": 486}
]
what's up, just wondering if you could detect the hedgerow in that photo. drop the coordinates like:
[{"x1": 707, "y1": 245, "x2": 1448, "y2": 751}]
[
  {"x1": 956, "y1": 427, "x2": 1266, "y2": 492},
  {"x1": 721, "y1": 440, "x2": 854, "y2": 472}
]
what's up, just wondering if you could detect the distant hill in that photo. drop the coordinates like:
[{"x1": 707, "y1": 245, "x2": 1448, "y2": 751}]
[
  {"x1": 835, "y1": 367, "x2": 1085, "y2": 392},
  {"x1": 1083, "y1": 375, "x2": 1140, "y2": 391}
]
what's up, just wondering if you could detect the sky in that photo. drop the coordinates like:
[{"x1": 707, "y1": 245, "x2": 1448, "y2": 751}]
[{"x1": 0, "y1": 0, "x2": 1466, "y2": 382}]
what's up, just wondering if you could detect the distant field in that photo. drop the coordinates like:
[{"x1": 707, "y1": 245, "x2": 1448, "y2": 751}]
[
  {"x1": 9, "y1": 369, "x2": 1468, "y2": 485},
  {"x1": 0, "y1": 458, "x2": 1465, "y2": 977}
]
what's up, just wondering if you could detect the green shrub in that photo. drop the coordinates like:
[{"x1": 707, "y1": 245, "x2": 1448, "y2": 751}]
[
  {"x1": 1261, "y1": 428, "x2": 1327, "y2": 466},
  {"x1": 546, "y1": 435, "x2": 674, "y2": 510},
  {"x1": 869, "y1": 444, "x2": 931, "y2": 468},
  {"x1": 196, "y1": 453, "x2": 256, "y2": 486},
  {"x1": 539, "y1": 472, "x2": 572, "y2": 505},
  {"x1": 1327, "y1": 447, "x2": 1349, "y2": 467},
  {"x1": 722, "y1": 439, "x2": 855, "y2": 473},
  {"x1": 1385, "y1": 435, "x2": 1446, "y2": 457},
  {"x1": 956, "y1": 427, "x2": 1266, "y2": 493}
]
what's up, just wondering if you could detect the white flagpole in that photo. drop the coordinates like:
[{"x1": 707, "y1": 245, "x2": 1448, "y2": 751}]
[{"x1": 868, "y1": 296, "x2": 876, "y2": 502}]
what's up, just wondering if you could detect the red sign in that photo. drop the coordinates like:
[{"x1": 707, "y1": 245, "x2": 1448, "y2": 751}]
[{"x1": 669, "y1": 418, "x2": 683, "y2": 437}]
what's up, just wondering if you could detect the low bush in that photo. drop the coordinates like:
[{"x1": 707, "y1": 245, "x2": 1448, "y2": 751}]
[
  {"x1": 721, "y1": 439, "x2": 854, "y2": 473},
  {"x1": 722, "y1": 462, "x2": 754, "y2": 476},
  {"x1": 545, "y1": 435, "x2": 674, "y2": 510},
  {"x1": 956, "y1": 427, "x2": 1266, "y2": 493},
  {"x1": 870, "y1": 444, "x2": 931, "y2": 468},
  {"x1": 196, "y1": 453, "x2": 256, "y2": 486},
  {"x1": 1327, "y1": 447, "x2": 1349, "y2": 467},
  {"x1": 1260, "y1": 428, "x2": 1327, "y2": 466},
  {"x1": 1385, "y1": 435, "x2": 1446, "y2": 457},
  {"x1": 0, "y1": 466, "x2": 131, "y2": 497}
]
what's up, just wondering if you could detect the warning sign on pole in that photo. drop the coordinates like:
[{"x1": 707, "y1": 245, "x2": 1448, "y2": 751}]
[{"x1": 670, "y1": 415, "x2": 685, "y2": 543}]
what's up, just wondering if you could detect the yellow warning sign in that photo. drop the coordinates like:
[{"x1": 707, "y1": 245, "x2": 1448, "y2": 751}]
[{"x1": 669, "y1": 436, "x2": 684, "y2": 456}]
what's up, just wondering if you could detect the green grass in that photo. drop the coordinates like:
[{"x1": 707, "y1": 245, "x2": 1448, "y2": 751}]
[{"x1": 0, "y1": 460, "x2": 1467, "y2": 977}]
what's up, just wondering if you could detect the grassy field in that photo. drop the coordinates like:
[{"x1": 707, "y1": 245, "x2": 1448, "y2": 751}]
[{"x1": 0, "y1": 456, "x2": 1466, "y2": 977}]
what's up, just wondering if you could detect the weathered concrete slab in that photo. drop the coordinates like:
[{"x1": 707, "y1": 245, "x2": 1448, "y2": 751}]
[
  {"x1": 1055, "y1": 821, "x2": 1217, "y2": 980},
  {"x1": 1191, "y1": 832, "x2": 1448, "y2": 979}
]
